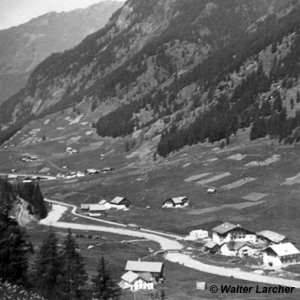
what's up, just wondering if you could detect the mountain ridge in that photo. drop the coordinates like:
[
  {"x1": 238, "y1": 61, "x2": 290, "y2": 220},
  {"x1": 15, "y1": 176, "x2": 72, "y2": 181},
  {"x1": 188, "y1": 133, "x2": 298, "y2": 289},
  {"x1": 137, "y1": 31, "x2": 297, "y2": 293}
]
[
  {"x1": 0, "y1": 0, "x2": 123, "y2": 104},
  {"x1": 1, "y1": 0, "x2": 300, "y2": 155}
]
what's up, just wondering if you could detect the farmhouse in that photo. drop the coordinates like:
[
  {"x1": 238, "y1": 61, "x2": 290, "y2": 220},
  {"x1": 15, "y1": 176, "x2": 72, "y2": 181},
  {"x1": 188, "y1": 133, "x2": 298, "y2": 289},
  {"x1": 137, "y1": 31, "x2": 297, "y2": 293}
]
[
  {"x1": 263, "y1": 243, "x2": 300, "y2": 270},
  {"x1": 162, "y1": 197, "x2": 189, "y2": 208},
  {"x1": 85, "y1": 168, "x2": 100, "y2": 175},
  {"x1": 257, "y1": 230, "x2": 287, "y2": 245},
  {"x1": 88, "y1": 204, "x2": 107, "y2": 216},
  {"x1": 110, "y1": 196, "x2": 131, "y2": 209},
  {"x1": 119, "y1": 271, "x2": 154, "y2": 291},
  {"x1": 125, "y1": 261, "x2": 164, "y2": 283},
  {"x1": 212, "y1": 222, "x2": 257, "y2": 244},
  {"x1": 220, "y1": 242, "x2": 261, "y2": 258}
]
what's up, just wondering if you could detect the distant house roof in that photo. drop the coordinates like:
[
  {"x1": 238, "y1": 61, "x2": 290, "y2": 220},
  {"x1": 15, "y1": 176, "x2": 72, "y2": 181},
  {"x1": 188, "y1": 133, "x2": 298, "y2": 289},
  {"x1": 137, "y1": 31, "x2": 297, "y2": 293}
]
[
  {"x1": 125, "y1": 261, "x2": 163, "y2": 273},
  {"x1": 164, "y1": 197, "x2": 188, "y2": 205},
  {"x1": 212, "y1": 222, "x2": 239, "y2": 235},
  {"x1": 89, "y1": 204, "x2": 107, "y2": 212},
  {"x1": 265, "y1": 243, "x2": 300, "y2": 257},
  {"x1": 257, "y1": 230, "x2": 286, "y2": 244},
  {"x1": 111, "y1": 196, "x2": 127, "y2": 204},
  {"x1": 121, "y1": 271, "x2": 139, "y2": 284}
]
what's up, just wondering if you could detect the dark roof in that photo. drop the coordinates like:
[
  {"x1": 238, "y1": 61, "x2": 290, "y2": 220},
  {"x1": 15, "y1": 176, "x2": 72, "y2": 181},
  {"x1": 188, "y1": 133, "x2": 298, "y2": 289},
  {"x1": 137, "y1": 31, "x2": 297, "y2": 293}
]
[
  {"x1": 164, "y1": 197, "x2": 188, "y2": 205},
  {"x1": 204, "y1": 241, "x2": 220, "y2": 249},
  {"x1": 257, "y1": 230, "x2": 286, "y2": 244},
  {"x1": 212, "y1": 222, "x2": 238, "y2": 234}
]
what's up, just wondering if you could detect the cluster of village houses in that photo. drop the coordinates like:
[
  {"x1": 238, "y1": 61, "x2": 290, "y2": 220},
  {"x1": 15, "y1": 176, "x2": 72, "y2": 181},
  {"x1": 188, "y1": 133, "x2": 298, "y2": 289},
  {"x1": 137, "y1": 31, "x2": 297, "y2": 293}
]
[{"x1": 187, "y1": 222, "x2": 299, "y2": 270}]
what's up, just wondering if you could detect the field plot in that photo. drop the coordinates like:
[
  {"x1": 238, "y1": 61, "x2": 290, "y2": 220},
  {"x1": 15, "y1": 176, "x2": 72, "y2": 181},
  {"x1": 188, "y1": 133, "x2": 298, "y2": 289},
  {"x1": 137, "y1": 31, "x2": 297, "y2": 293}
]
[
  {"x1": 221, "y1": 177, "x2": 256, "y2": 190},
  {"x1": 184, "y1": 173, "x2": 211, "y2": 182},
  {"x1": 245, "y1": 155, "x2": 280, "y2": 167},
  {"x1": 242, "y1": 192, "x2": 269, "y2": 201},
  {"x1": 188, "y1": 201, "x2": 264, "y2": 215},
  {"x1": 196, "y1": 172, "x2": 231, "y2": 185},
  {"x1": 227, "y1": 153, "x2": 247, "y2": 161},
  {"x1": 282, "y1": 173, "x2": 300, "y2": 185}
]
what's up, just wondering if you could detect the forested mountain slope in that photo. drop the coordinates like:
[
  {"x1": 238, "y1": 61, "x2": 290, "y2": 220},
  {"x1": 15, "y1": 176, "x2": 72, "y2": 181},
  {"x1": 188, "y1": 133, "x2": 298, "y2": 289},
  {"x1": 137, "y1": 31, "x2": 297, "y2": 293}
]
[
  {"x1": 1, "y1": 0, "x2": 300, "y2": 155},
  {"x1": 0, "y1": 1, "x2": 123, "y2": 105}
]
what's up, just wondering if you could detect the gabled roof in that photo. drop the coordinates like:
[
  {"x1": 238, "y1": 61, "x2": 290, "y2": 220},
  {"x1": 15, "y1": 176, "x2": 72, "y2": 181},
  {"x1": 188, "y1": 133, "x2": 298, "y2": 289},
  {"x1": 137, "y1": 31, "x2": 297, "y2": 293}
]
[
  {"x1": 212, "y1": 222, "x2": 238, "y2": 234},
  {"x1": 164, "y1": 197, "x2": 188, "y2": 204},
  {"x1": 89, "y1": 204, "x2": 107, "y2": 211},
  {"x1": 121, "y1": 271, "x2": 139, "y2": 284},
  {"x1": 111, "y1": 196, "x2": 127, "y2": 204},
  {"x1": 139, "y1": 272, "x2": 153, "y2": 282},
  {"x1": 265, "y1": 243, "x2": 300, "y2": 257},
  {"x1": 226, "y1": 241, "x2": 248, "y2": 251},
  {"x1": 125, "y1": 261, "x2": 163, "y2": 273},
  {"x1": 257, "y1": 230, "x2": 286, "y2": 244},
  {"x1": 204, "y1": 241, "x2": 220, "y2": 249}
]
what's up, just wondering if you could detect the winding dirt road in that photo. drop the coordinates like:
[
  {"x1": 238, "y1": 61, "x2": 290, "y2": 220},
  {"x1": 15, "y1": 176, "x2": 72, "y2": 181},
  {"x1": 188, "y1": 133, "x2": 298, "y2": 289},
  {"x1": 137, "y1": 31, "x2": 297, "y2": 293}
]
[{"x1": 40, "y1": 199, "x2": 300, "y2": 288}]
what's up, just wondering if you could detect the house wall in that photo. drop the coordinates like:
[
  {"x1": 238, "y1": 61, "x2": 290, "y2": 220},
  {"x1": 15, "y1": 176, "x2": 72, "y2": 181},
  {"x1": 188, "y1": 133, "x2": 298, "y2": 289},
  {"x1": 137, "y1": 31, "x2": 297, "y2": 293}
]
[
  {"x1": 212, "y1": 231, "x2": 257, "y2": 244},
  {"x1": 163, "y1": 202, "x2": 174, "y2": 208},
  {"x1": 263, "y1": 253, "x2": 282, "y2": 269},
  {"x1": 220, "y1": 244, "x2": 236, "y2": 257},
  {"x1": 133, "y1": 279, "x2": 154, "y2": 291},
  {"x1": 110, "y1": 204, "x2": 126, "y2": 210}
]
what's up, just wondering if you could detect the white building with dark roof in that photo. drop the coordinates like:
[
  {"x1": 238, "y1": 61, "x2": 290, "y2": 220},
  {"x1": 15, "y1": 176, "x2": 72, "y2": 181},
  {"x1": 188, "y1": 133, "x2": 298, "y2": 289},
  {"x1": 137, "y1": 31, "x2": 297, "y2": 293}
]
[
  {"x1": 212, "y1": 222, "x2": 257, "y2": 244},
  {"x1": 263, "y1": 242, "x2": 300, "y2": 270},
  {"x1": 125, "y1": 260, "x2": 164, "y2": 282},
  {"x1": 119, "y1": 271, "x2": 154, "y2": 291},
  {"x1": 110, "y1": 196, "x2": 131, "y2": 209},
  {"x1": 162, "y1": 197, "x2": 189, "y2": 208}
]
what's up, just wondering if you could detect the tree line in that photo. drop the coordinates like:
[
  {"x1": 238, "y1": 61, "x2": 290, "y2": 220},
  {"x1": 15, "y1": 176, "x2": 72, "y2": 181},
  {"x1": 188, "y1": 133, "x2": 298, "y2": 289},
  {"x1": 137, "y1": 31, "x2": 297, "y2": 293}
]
[{"x1": 0, "y1": 179, "x2": 120, "y2": 300}]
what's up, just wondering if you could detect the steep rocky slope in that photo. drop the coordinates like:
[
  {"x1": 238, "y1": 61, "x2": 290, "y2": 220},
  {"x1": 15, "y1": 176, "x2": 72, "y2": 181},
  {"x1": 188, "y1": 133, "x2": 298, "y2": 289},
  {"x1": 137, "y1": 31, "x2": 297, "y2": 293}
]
[
  {"x1": 1, "y1": 0, "x2": 300, "y2": 154},
  {"x1": 0, "y1": 0, "x2": 123, "y2": 104}
]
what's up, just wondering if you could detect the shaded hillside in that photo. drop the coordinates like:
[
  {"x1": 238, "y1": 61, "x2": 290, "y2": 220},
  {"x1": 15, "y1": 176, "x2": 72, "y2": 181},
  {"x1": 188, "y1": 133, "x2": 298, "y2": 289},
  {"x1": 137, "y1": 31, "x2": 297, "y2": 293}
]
[
  {"x1": 1, "y1": 0, "x2": 300, "y2": 152},
  {"x1": 0, "y1": 0, "x2": 123, "y2": 104}
]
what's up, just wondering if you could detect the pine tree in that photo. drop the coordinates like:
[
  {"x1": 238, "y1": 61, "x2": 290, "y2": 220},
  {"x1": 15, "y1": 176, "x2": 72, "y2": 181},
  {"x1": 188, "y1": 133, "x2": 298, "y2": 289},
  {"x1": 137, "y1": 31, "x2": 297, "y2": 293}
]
[
  {"x1": 92, "y1": 256, "x2": 120, "y2": 300},
  {"x1": 0, "y1": 179, "x2": 29, "y2": 286},
  {"x1": 33, "y1": 227, "x2": 62, "y2": 299},
  {"x1": 60, "y1": 229, "x2": 87, "y2": 300}
]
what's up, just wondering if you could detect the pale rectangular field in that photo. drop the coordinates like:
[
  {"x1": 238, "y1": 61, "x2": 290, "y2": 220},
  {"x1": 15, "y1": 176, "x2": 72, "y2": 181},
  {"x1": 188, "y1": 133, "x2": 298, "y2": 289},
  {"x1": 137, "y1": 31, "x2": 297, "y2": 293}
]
[
  {"x1": 227, "y1": 154, "x2": 247, "y2": 161},
  {"x1": 196, "y1": 172, "x2": 231, "y2": 185},
  {"x1": 184, "y1": 173, "x2": 212, "y2": 182},
  {"x1": 282, "y1": 173, "x2": 300, "y2": 185},
  {"x1": 221, "y1": 177, "x2": 256, "y2": 190},
  {"x1": 188, "y1": 201, "x2": 264, "y2": 215},
  {"x1": 245, "y1": 155, "x2": 280, "y2": 167},
  {"x1": 242, "y1": 192, "x2": 269, "y2": 201}
]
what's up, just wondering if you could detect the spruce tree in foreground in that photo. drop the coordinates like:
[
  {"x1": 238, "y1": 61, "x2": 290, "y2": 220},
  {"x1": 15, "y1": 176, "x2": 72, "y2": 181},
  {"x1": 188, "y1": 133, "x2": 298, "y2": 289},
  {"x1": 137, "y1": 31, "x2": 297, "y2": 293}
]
[
  {"x1": 92, "y1": 256, "x2": 120, "y2": 300},
  {"x1": 0, "y1": 179, "x2": 29, "y2": 286},
  {"x1": 33, "y1": 227, "x2": 62, "y2": 299},
  {"x1": 60, "y1": 228, "x2": 87, "y2": 299}
]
